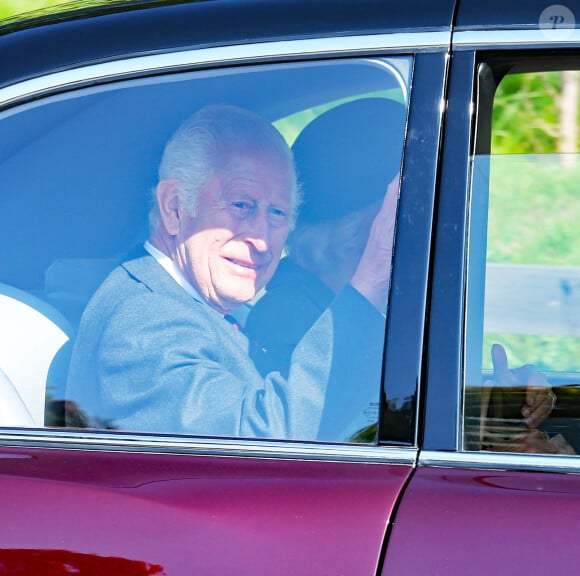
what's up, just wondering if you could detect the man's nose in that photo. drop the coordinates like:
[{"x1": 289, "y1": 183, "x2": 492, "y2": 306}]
[{"x1": 243, "y1": 209, "x2": 271, "y2": 253}]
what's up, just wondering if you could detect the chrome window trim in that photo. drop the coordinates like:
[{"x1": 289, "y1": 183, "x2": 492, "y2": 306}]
[
  {"x1": 0, "y1": 429, "x2": 418, "y2": 464},
  {"x1": 420, "y1": 450, "x2": 580, "y2": 474},
  {"x1": 0, "y1": 32, "x2": 449, "y2": 107},
  {"x1": 453, "y1": 29, "x2": 580, "y2": 50}
]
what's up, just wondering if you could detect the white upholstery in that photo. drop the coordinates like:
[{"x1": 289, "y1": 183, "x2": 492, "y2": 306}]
[
  {"x1": 0, "y1": 367, "x2": 35, "y2": 426},
  {"x1": 0, "y1": 284, "x2": 72, "y2": 426}
]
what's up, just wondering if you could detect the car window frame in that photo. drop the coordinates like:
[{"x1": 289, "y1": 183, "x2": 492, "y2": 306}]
[
  {"x1": 0, "y1": 32, "x2": 448, "y2": 462},
  {"x1": 421, "y1": 31, "x2": 580, "y2": 472}
]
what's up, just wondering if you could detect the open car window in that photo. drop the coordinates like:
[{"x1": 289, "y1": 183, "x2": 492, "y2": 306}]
[{"x1": 0, "y1": 57, "x2": 411, "y2": 444}]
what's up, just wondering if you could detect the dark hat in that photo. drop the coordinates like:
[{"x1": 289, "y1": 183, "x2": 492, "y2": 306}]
[{"x1": 292, "y1": 97, "x2": 406, "y2": 224}]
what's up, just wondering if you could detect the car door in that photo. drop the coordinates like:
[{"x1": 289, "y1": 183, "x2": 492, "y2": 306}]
[
  {"x1": 382, "y1": 1, "x2": 580, "y2": 573},
  {"x1": 0, "y1": 1, "x2": 455, "y2": 574}
]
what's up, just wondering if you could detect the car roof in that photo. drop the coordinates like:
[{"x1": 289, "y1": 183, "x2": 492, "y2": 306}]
[
  {"x1": 0, "y1": 0, "x2": 456, "y2": 88},
  {"x1": 456, "y1": 0, "x2": 580, "y2": 30}
]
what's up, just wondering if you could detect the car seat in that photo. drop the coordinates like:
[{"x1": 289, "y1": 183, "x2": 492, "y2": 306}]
[{"x1": 0, "y1": 283, "x2": 73, "y2": 426}]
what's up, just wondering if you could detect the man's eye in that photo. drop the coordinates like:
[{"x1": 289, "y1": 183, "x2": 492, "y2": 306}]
[
  {"x1": 269, "y1": 207, "x2": 288, "y2": 221},
  {"x1": 230, "y1": 201, "x2": 254, "y2": 215}
]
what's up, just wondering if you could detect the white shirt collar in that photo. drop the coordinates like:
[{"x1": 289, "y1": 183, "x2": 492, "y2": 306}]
[{"x1": 144, "y1": 241, "x2": 205, "y2": 304}]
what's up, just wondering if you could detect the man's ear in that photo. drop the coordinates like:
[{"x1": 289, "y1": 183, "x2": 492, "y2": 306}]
[{"x1": 156, "y1": 179, "x2": 181, "y2": 236}]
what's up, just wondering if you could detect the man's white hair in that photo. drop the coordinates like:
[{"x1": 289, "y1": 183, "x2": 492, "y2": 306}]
[{"x1": 150, "y1": 105, "x2": 300, "y2": 231}]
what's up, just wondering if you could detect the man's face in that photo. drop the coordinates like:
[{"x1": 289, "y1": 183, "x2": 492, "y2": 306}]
[{"x1": 173, "y1": 152, "x2": 293, "y2": 314}]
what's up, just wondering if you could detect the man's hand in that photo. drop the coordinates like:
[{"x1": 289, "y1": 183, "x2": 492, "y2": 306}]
[
  {"x1": 491, "y1": 343, "x2": 556, "y2": 428},
  {"x1": 350, "y1": 174, "x2": 399, "y2": 312}
]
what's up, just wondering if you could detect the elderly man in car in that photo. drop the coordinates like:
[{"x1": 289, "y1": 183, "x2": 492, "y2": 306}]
[
  {"x1": 66, "y1": 104, "x2": 555, "y2": 443},
  {"x1": 66, "y1": 104, "x2": 393, "y2": 440}
]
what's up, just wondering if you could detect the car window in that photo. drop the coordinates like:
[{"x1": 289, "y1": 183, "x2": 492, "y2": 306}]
[
  {"x1": 464, "y1": 67, "x2": 580, "y2": 455},
  {"x1": 0, "y1": 57, "x2": 410, "y2": 444}
]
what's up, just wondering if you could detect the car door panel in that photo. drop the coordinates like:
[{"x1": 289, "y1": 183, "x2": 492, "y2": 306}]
[
  {"x1": 0, "y1": 2, "x2": 460, "y2": 574},
  {"x1": 0, "y1": 446, "x2": 413, "y2": 574},
  {"x1": 382, "y1": 465, "x2": 580, "y2": 574}
]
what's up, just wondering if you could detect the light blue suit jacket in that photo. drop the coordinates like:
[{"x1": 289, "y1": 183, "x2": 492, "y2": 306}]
[{"x1": 66, "y1": 254, "x2": 385, "y2": 440}]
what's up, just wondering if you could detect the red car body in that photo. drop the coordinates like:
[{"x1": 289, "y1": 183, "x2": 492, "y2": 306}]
[{"x1": 0, "y1": 1, "x2": 579, "y2": 574}]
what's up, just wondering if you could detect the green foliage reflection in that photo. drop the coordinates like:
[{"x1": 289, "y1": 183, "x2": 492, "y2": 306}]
[{"x1": 486, "y1": 71, "x2": 580, "y2": 373}]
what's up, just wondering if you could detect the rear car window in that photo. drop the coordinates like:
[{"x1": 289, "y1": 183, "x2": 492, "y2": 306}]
[{"x1": 464, "y1": 68, "x2": 580, "y2": 455}]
